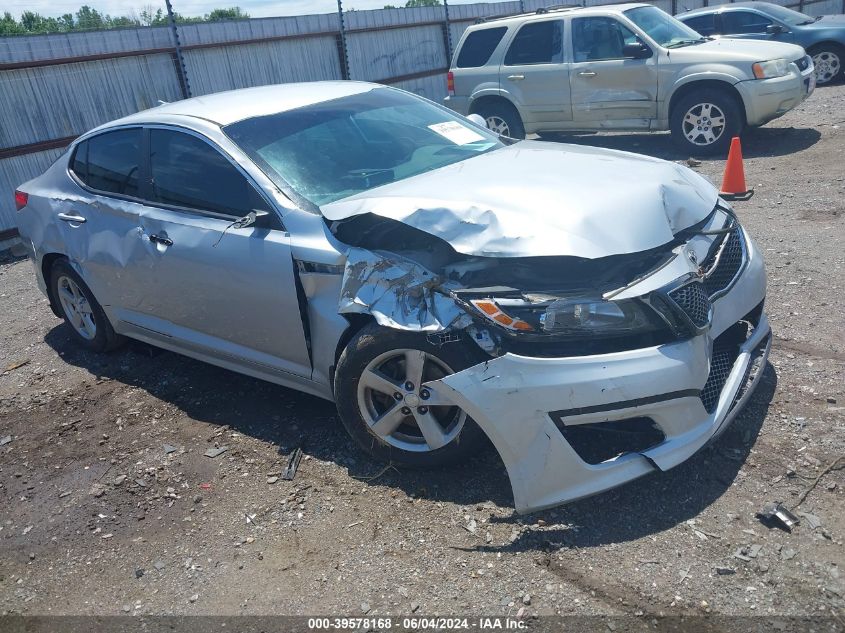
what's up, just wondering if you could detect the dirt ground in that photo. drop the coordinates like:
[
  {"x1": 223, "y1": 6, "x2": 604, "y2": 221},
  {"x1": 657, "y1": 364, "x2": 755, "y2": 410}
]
[{"x1": 1, "y1": 82, "x2": 844, "y2": 622}]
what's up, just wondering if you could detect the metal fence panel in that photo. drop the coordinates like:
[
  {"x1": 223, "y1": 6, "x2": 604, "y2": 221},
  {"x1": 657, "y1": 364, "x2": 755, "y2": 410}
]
[
  {"x1": 0, "y1": 147, "x2": 66, "y2": 231},
  {"x1": 347, "y1": 24, "x2": 448, "y2": 82},
  {"x1": 184, "y1": 36, "x2": 342, "y2": 96}
]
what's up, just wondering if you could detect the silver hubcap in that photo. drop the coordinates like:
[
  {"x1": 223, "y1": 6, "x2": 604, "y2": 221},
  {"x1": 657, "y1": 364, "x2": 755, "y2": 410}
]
[
  {"x1": 357, "y1": 349, "x2": 465, "y2": 453},
  {"x1": 485, "y1": 115, "x2": 510, "y2": 136},
  {"x1": 57, "y1": 275, "x2": 97, "y2": 340},
  {"x1": 682, "y1": 102, "x2": 727, "y2": 146},
  {"x1": 812, "y1": 51, "x2": 841, "y2": 85}
]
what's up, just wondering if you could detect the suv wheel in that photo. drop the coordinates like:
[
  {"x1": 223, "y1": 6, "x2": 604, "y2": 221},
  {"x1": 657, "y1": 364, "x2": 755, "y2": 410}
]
[
  {"x1": 334, "y1": 323, "x2": 487, "y2": 468},
  {"x1": 50, "y1": 259, "x2": 124, "y2": 352},
  {"x1": 670, "y1": 89, "x2": 742, "y2": 156},
  {"x1": 476, "y1": 101, "x2": 525, "y2": 139},
  {"x1": 809, "y1": 44, "x2": 843, "y2": 85}
]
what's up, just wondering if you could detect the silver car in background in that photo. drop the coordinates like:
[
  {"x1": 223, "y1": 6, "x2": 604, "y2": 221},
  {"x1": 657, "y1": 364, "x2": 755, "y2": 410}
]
[{"x1": 15, "y1": 82, "x2": 770, "y2": 513}]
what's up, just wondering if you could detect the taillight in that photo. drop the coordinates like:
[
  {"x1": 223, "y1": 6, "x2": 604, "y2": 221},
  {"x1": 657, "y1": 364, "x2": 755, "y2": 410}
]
[
  {"x1": 14, "y1": 190, "x2": 28, "y2": 211},
  {"x1": 447, "y1": 71, "x2": 455, "y2": 96}
]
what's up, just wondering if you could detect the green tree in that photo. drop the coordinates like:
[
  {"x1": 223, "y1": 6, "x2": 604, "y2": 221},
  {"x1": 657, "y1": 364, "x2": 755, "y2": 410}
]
[
  {"x1": 75, "y1": 5, "x2": 107, "y2": 29},
  {"x1": 404, "y1": 0, "x2": 441, "y2": 6},
  {"x1": 207, "y1": 7, "x2": 249, "y2": 20},
  {"x1": 0, "y1": 11, "x2": 25, "y2": 35}
]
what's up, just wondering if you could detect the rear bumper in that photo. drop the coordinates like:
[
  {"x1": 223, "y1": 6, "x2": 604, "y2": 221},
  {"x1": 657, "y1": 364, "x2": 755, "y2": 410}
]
[
  {"x1": 427, "y1": 230, "x2": 769, "y2": 514},
  {"x1": 738, "y1": 63, "x2": 815, "y2": 126}
]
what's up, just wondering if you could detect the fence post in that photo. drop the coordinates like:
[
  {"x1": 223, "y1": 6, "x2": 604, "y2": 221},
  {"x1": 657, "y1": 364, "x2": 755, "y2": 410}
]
[
  {"x1": 164, "y1": 0, "x2": 191, "y2": 99},
  {"x1": 336, "y1": 0, "x2": 351, "y2": 80},
  {"x1": 443, "y1": 0, "x2": 453, "y2": 61},
  {"x1": 519, "y1": 0, "x2": 526, "y2": 13},
  {"x1": 671, "y1": 0, "x2": 677, "y2": 14}
]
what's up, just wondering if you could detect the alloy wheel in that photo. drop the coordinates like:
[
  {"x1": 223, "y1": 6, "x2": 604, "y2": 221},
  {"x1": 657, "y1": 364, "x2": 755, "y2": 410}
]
[
  {"x1": 812, "y1": 51, "x2": 841, "y2": 85},
  {"x1": 56, "y1": 275, "x2": 97, "y2": 340},
  {"x1": 485, "y1": 115, "x2": 510, "y2": 137},
  {"x1": 682, "y1": 102, "x2": 727, "y2": 146},
  {"x1": 356, "y1": 349, "x2": 466, "y2": 452}
]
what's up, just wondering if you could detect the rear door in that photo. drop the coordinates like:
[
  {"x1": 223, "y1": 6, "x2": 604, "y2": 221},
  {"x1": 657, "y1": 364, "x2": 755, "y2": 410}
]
[
  {"x1": 569, "y1": 16, "x2": 658, "y2": 126},
  {"x1": 500, "y1": 19, "x2": 572, "y2": 124},
  {"x1": 117, "y1": 126, "x2": 312, "y2": 379}
]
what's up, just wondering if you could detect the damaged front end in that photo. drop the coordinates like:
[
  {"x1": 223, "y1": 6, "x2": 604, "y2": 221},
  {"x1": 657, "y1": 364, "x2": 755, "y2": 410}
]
[{"x1": 329, "y1": 199, "x2": 770, "y2": 513}]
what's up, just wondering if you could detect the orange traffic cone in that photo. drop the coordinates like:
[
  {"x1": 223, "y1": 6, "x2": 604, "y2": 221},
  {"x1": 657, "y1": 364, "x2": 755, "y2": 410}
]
[{"x1": 720, "y1": 137, "x2": 753, "y2": 201}]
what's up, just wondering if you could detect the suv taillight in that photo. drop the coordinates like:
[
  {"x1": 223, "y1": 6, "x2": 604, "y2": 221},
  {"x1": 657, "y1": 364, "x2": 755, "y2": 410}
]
[
  {"x1": 14, "y1": 190, "x2": 28, "y2": 211},
  {"x1": 447, "y1": 71, "x2": 455, "y2": 96}
]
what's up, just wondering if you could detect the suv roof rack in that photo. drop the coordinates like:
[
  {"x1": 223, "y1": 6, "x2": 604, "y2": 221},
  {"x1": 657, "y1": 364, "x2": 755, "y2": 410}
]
[
  {"x1": 474, "y1": 3, "x2": 584, "y2": 24},
  {"x1": 536, "y1": 4, "x2": 583, "y2": 13}
]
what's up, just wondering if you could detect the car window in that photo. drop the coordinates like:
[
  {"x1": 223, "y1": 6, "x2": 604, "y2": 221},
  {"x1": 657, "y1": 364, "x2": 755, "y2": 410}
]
[
  {"x1": 573, "y1": 17, "x2": 638, "y2": 62},
  {"x1": 624, "y1": 5, "x2": 704, "y2": 48},
  {"x1": 71, "y1": 128, "x2": 141, "y2": 197},
  {"x1": 224, "y1": 87, "x2": 502, "y2": 207},
  {"x1": 456, "y1": 27, "x2": 507, "y2": 68},
  {"x1": 149, "y1": 129, "x2": 268, "y2": 217},
  {"x1": 722, "y1": 11, "x2": 773, "y2": 34},
  {"x1": 504, "y1": 20, "x2": 564, "y2": 66},
  {"x1": 682, "y1": 14, "x2": 717, "y2": 36}
]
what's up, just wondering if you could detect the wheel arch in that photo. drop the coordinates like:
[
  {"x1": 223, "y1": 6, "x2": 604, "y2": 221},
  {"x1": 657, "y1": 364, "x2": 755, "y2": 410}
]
[
  {"x1": 806, "y1": 40, "x2": 844, "y2": 55},
  {"x1": 468, "y1": 93, "x2": 521, "y2": 117},
  {"x1": 41, "y1": 252, "x2": 68, "y2": 318},
  {"x1": 668, "y1": 79, "x2": 747, "y2": 128},
  {"x1": 330, "y1": 313, "x2": 377, "y2": 395}
]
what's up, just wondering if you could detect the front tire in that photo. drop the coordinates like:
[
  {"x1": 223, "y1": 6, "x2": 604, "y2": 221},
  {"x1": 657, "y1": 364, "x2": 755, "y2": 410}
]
[
  {"x1": 670, "y1": 89, "x2": 743, "y2": 157},
  {"x1": 334, "y1": 323, "x2": 487, "y2": 468},
  {"x1": 50, "y1": 259, "x2": 124, "y2": 352},
  {"x1": 809, "y1": 44, "x2": 843, "y2": 85}
]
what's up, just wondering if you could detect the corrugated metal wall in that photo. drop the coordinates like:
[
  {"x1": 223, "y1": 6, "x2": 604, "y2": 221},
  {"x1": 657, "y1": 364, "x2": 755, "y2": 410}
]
[{"x1": 0, "y1": 0, "x2": 842, "y2": 234}]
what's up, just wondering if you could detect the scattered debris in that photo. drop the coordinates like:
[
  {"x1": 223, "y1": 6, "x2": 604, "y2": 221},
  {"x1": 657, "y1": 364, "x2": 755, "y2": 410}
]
[
  {"x1": 747, "y1": 544, "x2": 763, "y2": 559},
  {"x1": 188, "y1": 594, "x2": 198, "y2": 603},
  {"x1": 134, "y1": 569, "x2": 144, "y2": 579},
  {"x1": 686, "y1": 158, "x2": 702, "y2": 167},
  {"x1": 163, "y1": 444, "x2": 178, "y2": 455},
  {"x1": 798, "y1": 511, "x2": 822, "y2": 530},
  {"x1": 282, "y1": 447, "x2": 303, "y2": 480},
  {"x1": 345, "y1": 521, "x2": 363, "y2": 529},
  {"x1": 781, "y1": 548, "x2": 797, "y2": 561},
  {"x1": 266, "y1": 476, "x2": 279, "y2": 485},
  {"x1": 756, "y1": 502, "x2": 800, "y2": 532},
  {"x1": 0, "y1": 435, "x2": 12, "y2": 446},
  {"x1": 794, "y1": 455, "x2": 845, "y2": 508},
  {"x1": 3, "y1": 359, "x2": 30, "y2": 373},
  {"x1": 360, "y1": 602, "x2": 371, "y2": 614},
  {"x1": 134, "y1": 478, "x2": 148, "y2": 488},
  {"x1": 733, "y1": 547, "x2": 752, "y2": 562},
  {"x1": 199, "y1": 483, "x2": 212, "y2": 490},
  {"x1": 204, "y1": 446, "x2": 229, "y2": 459},
  {"x1": 89, "y1": 484, "x2": 106, "y2": 498},
  {"x1": 715, "y1": 567, "x2": 736, "y2": 576},
  {"x1": 113, "y1": 475, "x2": 127, "y2": 486},
  {"x1": 153, "y1": 561, "x2": 166, "y2": 571}
]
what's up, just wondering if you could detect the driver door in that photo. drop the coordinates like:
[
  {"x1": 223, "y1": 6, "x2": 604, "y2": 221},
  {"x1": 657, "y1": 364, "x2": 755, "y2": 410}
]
[{"x1": 114, "y1": 126, "x2": 312, "y2": 380}]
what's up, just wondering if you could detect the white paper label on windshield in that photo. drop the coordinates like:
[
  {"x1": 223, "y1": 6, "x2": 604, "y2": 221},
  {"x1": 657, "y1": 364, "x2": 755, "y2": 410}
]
[{"x1": 428, "y1": 121, "x2": 485, "y2": 145}]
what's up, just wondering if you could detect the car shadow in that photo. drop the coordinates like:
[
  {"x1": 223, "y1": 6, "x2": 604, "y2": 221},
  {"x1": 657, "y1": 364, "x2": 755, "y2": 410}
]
[
  {"x1": 44, "y1": 325, "x2": 776, "y2": 550},
  {"x1": 544, "y1": 126, "x2": 821, "y2": 160}
]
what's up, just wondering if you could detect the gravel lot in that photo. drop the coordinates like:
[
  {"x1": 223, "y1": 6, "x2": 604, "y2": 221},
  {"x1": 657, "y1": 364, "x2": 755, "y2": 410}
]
[{"x1": 1, "y1": 83, "x2": 843, "y2": 621}]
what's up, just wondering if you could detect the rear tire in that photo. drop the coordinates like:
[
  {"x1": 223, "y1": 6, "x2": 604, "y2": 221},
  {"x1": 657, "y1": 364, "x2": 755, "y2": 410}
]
[
  {"x1": 476, "y1": 101, "x2": 525, "y2": 140},
  {"x1": 50, "y1": 259, "x2": 124, "y2": 353},
  {"x1": 334, "y1": 323, "x2": 488, "y2": 468},
  {"x1": 670, "y1": 88, "x2": 743, "y2": 157},
  {"x1": 809, "y1": 44, "x2": 843, "y2": 85}
]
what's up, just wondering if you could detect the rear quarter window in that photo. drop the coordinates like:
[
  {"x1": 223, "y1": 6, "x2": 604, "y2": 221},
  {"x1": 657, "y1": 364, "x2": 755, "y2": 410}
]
[
  {"x1": 70, "y1": 128, "x2": 142, "y2": 197},
  {"x1": 456, "y1": 26, "x2": 507, "y2": 68}
]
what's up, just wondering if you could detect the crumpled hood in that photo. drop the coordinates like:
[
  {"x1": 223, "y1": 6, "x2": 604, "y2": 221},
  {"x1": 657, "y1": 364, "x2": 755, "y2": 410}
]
[{"x1": 321, "y1": 141, "x2": 718, "y2": 259}]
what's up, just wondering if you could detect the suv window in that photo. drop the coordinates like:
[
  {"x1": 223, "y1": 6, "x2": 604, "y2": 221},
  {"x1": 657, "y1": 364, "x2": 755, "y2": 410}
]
[
  {"x1": 456, "y1": 27, "x2": 507, "y2": 68},
  {"x1": 71, "y1": 128, "x2": 141, "y2": 197},
  {"x1": 573, "y1": 17, "x2": 638, "y2": 62},
  {"x1": 722, "y1": 10, "x2": 773, "y2": 34},
  {"x1": 504, "y1": 20, "x2": 564, "y2": 66},
  {"x1": 149, "y1": 129, "x2": 268, "y2": 217},
  {"x1": 682, "y1": 14, "x2": 717, "y2": 36}
]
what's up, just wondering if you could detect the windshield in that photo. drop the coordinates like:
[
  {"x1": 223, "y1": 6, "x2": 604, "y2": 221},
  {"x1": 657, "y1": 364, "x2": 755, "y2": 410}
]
[
  {"x1": 224, "y1": 88, "x2": 502, "y2": 206},
  {"x1": 759, "y1": 3, "x2": 817, "y2": 25},
  {"x1": 625, "y1": 6, "x2": 705, "y2": 47}
]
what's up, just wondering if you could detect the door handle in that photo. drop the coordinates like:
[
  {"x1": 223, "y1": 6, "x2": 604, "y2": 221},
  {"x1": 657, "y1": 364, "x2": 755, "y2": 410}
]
[
  {"x1": 149, "y1": 234, "x2": 173, "y2": 247},
  {"x1": 507, "y1": 74, "x2": 525, "y2": 81},
  {"x1": 57, "y1": 212, "x2": 87, "y2": 224},
  {"x1": 578, "y1": 71, "x2": 597, "y2": 77}
]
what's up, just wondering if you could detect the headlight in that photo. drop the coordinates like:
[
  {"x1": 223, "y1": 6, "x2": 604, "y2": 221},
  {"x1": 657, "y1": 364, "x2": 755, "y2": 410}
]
[
  {"x1": 752, "y1": 59, "x2": 789, "y2": 79},
  {"x1": 467, "y1": 295, "x2": 664, "y2": 338}
]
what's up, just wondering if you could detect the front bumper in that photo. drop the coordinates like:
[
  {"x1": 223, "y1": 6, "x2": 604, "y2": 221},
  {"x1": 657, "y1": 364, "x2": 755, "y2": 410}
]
[
  {"x1": 427, "y1": 226, "x2": 770, "y2": 514},
  {"x1": 737, "y1": 60, "x2": 815, "y2": 126}
]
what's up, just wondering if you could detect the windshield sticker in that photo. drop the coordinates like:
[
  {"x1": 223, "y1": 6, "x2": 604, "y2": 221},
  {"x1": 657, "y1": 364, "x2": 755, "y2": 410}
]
[{"x1": 428, "y1": 121, "x2": 485, "y2": 145}]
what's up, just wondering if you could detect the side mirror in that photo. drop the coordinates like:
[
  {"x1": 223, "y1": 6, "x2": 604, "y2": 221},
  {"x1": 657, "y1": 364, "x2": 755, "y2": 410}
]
[
  {"x1": 765, "y1": 23, "x2": 786, "y2": 35},
  {"x1": 466, "y1": 113, "x2": 488, "y2": 129},
  {"x1": 623, "y1": 41, "x2": 653, "y2": 59},
  {"x1": 235, "y1": 209, "x2": 276, "y2": 230}
]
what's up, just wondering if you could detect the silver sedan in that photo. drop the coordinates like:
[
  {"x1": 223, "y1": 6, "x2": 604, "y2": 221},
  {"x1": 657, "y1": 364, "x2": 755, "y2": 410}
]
[{"x1": 15, "y1": 81, "x2": 770, "y2": 513}]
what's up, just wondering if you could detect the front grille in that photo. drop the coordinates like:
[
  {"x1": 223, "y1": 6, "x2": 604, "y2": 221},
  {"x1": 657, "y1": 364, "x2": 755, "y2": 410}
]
[
  {"x1": 554, "y1": 417, "x2": 665, "y2": 465},
  {"x1": 795, "y1": 55, "x2": 811, "y2": 72},
  {"x1": 701, "y1": 226, "x2": 744, "y2": 297},
  {"x1": 701, "y1": 341, "x2": 741, "y2": 414},
  {"x1": 668, "y1": 281, "x2": 711, "y2": 328}
]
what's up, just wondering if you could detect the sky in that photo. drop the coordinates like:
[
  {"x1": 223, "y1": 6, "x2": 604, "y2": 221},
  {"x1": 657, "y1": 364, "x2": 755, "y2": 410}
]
[{"x1": 4, "y1": 0, "x2": 487, "y2": 20}]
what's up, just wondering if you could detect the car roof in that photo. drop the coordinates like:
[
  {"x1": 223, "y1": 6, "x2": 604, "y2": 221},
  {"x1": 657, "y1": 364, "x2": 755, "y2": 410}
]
[
  {"x1": 101, "y1": 81, "x2": 379, "y2": 129},
  {"x1": 678, "y1": 1, "x2": 774, "y2": 18},
  {"x1": 467, "y1": 2, "x2": 652, "y2": 28}
]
